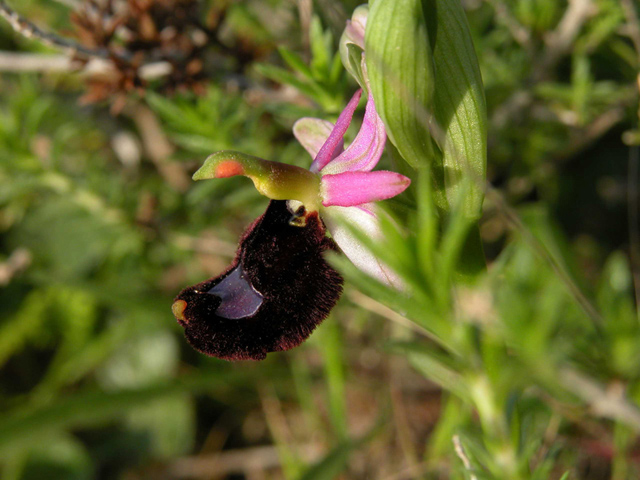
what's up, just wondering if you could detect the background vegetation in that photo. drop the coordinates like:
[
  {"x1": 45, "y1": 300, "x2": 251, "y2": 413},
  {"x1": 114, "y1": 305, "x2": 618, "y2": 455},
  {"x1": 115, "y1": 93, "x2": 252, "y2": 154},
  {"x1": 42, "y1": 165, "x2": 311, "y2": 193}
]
[{"x1": 0, "y1": 0, "x2": 639, "y2": 479}]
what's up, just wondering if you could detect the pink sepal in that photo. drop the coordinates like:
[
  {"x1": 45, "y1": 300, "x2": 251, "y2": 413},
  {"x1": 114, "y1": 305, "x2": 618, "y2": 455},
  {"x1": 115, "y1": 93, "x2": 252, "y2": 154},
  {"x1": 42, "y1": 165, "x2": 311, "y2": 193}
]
[
  {"x1": 321, "y1": 93, "x2": 386, "y2": 175},
  {"x1": 311, "y1": 89, "x2": 362, "y2": 173}
]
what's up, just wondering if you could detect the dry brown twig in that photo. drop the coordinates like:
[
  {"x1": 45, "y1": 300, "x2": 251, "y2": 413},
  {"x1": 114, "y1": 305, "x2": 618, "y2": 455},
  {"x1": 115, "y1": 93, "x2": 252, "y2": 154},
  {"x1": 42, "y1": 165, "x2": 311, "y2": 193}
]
[
  {"x1": 538, "y1": 0, "x2": 595, "y2": 77},
  {"x1": 129, "y1": 104, "x2": 190, "y2": 192},
  {"x1": 0, "y1": 0, "x2": 229, "y2": 108},
  {"x1": 169, "y1": 444, "x2": 321, "y2": 478},
  {"x1": 559, "y1": 368, "x2": 640, "y2": 432},
  {"x1": 491, "y1": 0, "x2": 596, "y2": 127},
  {"x1": 0, "y1": 0, "x2": 127, "y2": 60},
  {"x1": 483, "y1": 0, "x2": 532, "y2": 52},
  {"x1": 0, "y1": 249, "x2": 31, "y2": 286},
  {"x1": 0, "y1": 51, "x2": 171, "y2": 79},
  {"x1": 453, "y1": 435, "x2": 479, "y2": 480}
]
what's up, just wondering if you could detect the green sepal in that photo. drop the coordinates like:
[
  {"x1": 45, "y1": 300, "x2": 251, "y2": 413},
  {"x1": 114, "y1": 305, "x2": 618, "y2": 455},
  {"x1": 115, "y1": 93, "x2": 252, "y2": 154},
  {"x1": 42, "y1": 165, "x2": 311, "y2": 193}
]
[
  {"x1": 424, "y1": 0, "x2": 487, "y2": 220},
  {"x1": 193, "y1": 151, "x2": 321, "y2": 211},
  {"x1": 343, "y1": 43, "x2": 366, "y2": 90},
  {"x1": 365, "y1": 0, "x2": 437, "y2": 172}
]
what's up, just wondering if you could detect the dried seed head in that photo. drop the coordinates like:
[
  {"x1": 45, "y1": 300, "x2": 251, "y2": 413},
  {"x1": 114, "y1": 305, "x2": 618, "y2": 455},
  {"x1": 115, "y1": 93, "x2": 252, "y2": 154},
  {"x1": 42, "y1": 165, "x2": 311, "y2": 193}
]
[{"x1": 70, "y1": 0, "x2": 236, "y2": 107}]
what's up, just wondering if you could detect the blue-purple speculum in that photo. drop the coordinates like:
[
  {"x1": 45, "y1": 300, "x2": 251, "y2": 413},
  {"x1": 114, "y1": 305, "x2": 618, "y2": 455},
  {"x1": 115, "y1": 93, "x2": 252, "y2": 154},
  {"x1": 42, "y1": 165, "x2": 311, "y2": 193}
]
[{"x1": 172, "y1": 200, "x2": 343, "y2": 361}]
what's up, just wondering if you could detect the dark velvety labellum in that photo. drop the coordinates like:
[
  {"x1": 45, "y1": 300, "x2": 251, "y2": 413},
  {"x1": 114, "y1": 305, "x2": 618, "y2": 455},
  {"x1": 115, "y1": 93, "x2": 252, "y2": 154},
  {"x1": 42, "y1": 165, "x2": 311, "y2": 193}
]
[{"x1": 173, "y1": 200, "x2": 344, "y2": 361}]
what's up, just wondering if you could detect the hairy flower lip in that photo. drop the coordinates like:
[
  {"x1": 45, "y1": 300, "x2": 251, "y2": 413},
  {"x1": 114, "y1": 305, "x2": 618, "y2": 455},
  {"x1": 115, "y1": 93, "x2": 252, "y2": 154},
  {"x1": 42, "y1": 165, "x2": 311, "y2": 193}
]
[{"x1": 173, "y1": 200, "x2": 343, "y2": 361}]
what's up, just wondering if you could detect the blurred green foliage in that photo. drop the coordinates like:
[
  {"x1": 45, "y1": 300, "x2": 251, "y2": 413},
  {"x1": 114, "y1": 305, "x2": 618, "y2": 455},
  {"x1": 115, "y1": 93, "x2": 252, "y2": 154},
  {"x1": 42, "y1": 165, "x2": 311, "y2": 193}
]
[{"x1": 0, "y1": 0, "x2": 639, "y2": 479}]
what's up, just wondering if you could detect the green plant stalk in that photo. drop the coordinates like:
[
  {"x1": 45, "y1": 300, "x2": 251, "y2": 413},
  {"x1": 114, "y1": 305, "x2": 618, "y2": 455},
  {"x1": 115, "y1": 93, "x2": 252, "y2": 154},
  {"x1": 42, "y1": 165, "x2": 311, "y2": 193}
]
[
  {"x1": 317, "y1": 318, "x2": 348, "y2": 439},
  {"x1": 468, "y1": 374, "x2": 525, "y2": 480}
]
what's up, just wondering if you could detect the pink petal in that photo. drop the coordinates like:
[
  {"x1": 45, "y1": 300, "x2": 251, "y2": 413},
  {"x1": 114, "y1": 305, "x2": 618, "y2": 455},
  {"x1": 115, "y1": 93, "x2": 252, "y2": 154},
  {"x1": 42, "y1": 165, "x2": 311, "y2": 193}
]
[
  {"x1": 321, "y1": 93, "x2": 386, "y2": 175},
  {"x1": 323, "y1": 204, "x2": 404, "y2": 288},
  {"x1": 311, "y1": 89, "x2": 362, "y2": 173},
  {"x1": 293, "y1": 118, "x2": 342, "y2": 159},
  {"x1": 321, "y1": 171, "x2": 411, "y2": 207},
  {"x1": 342, "y1": 6, "x2": 367, "y2": 50}
]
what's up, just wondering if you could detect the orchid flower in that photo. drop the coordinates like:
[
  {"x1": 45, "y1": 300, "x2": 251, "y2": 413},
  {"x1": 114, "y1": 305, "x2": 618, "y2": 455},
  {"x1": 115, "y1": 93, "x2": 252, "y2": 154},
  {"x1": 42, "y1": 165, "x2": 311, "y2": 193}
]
[
  {"x1": 292, "y1": 88, "x2": 409, "y2": 287},
  {"x1": 172, "y1": 89, "x2": 410, "y2": 361}
]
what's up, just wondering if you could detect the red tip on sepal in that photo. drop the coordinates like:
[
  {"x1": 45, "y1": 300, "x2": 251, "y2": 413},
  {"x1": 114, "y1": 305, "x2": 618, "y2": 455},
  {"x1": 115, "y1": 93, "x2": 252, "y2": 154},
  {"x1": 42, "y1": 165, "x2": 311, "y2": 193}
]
[{"x1": 214, "y1": 161, "x2": 244, "y2": 178}]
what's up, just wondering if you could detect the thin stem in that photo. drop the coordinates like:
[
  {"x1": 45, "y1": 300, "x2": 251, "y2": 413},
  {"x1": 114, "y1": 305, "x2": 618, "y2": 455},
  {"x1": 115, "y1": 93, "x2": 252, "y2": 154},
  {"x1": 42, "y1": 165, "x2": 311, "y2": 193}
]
[
  {"x1": 453, "y1": 435, "x2": 479, "y2": 480},
  {"x1": 486, "y1": 187, "x2": 605, "y2": 327},
  {"x1": 628, "y1": 145, "x2": 640, "y2": 320}
]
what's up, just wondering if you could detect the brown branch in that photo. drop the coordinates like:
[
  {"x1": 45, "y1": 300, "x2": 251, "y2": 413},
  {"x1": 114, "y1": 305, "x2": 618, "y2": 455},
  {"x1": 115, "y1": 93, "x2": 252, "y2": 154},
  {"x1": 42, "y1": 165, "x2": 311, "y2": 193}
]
[
  {"x1": 0, "y1": 51, "x2": 172, "y2": 80},
  {"x1": 537, "y1": 0, "x2": 595, "y2": 80},
  {"x1": 0, "y1": 1, "x2": 107, "y2": 58},
  {"x1": 0, "y1": 248, "x2": 31, "y2": 286},
  {"x1": 453, "y1": 435, "x2": 479, "y2": 480},
  {"x1": 559, "y1": 368, "x2": 640, "y2": 431},
  {"x1": 492, "y1": 0, "x2": 596, "y2": 126},
  {"x1": 169, "y1": 444, "x2": 322, "y2": 478},
  {"x1": 0, "y1": 1, "x2": 133, "y2": 62},
  {"x1": 129, "y1": 104, "x2": 190, "y2": 192},
  {"x1": 483, "y1": 0, "x2": 533, "y2": 52}
]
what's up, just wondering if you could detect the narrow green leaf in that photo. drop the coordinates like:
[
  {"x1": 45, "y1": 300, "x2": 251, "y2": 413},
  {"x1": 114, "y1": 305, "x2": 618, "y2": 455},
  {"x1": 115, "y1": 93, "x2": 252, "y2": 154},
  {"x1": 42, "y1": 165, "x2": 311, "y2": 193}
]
[
  {"x1": 310, "y1": 16, "x2": 331, "y2": 79},
  {"x1": 344, "y1": 44, "x2": 365, "y2": 88},
  {"x1": 278, "y1": 46, "x2": 314, "y2": 81},
  {"x1": 255, "y1": 64, "x2": 335, "y2": 110},
  {"x1": 0, "y1": 371, "x2": 255, "y2": 455},
  {"x1": 398, "y1": 344, "x2": 469, "y2": 398},
  {"x1": 316, "y1": 318, "x2": 347, "y2": 438}
]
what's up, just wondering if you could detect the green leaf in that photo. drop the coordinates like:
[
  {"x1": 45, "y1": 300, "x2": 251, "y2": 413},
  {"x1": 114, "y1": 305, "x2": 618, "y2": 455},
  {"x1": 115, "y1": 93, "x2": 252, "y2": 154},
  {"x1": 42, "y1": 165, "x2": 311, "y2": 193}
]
[
  {"x1": 0, "y1": 371, "x2": 252, "y2": 455},
  {"x1": 315, "y1": 318, "x2": 347, "y2": 439},
  {"x1": 297, "y1": 419, "x2": 383, "y2": 480},
  {"x1": 19, "y1": 433, "x2": 93, "y2": 480},
  {"x1": 255, "y1": 64, "x2": 335, "y2": 110},
  {"x1": 398, "y1": 343, "x2": 469, "y2": 398},
  {"x1": 0, "y1": 289, "x2": 49, "y2": 368},
  {"x1": 423, "y1": 0, "x2": 487, "y2": 220},
  {"x1": 278, "y1": 47, "x2": 314, "y2": 81},
  {"x1": 365, "y1": 0, "x2": 437, "y2": 171},
  {"x1": 344, "y1": 44, "x2": 365, "y2": 88},
  {"x1": 309, "y1": 16, "x2": 332, "y2": 79}
]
